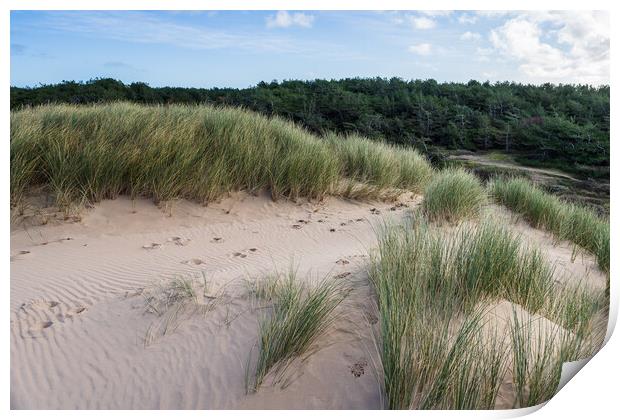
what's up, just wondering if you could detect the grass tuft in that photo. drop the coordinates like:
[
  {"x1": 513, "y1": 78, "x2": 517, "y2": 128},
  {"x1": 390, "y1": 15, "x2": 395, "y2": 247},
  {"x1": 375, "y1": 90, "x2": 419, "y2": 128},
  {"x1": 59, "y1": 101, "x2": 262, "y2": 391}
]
[
  {"x1": 422, "y1": 168, "x2": 487, "y2": 223},
  {"x1": 247, "y1": 271, "x2": 349, "y2": 392}
]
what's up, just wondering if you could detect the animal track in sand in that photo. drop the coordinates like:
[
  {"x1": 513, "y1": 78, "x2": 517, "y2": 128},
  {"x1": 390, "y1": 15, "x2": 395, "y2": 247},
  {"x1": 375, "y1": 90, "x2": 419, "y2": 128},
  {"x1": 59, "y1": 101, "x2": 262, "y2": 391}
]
[
  {"x1": 56, "y1": 307, "x2": 87, "y2": 323},
  {"x1": 19, "y1": 300, "x2": 60, "y2": 312},
  {"x1": 211, "y1": 237, "x2": 224, "y2": 243},
  {"x1": 18, "y1": 300, "x2": 88, "y2": 335},
  {"x1": 232, "y1": 252, "x2": 247, "y2": 258},
  {"x1": 181, "y1": 258, "x2": 206, "y2": 265},
  {"x1": 349, "y1": 360, "x2": 368, "y2": 378},
  {"x1": 167, "y1": 236, "x2": 191, "y2": 246},
  {"x1": 291, "y1": 224, "x2": 303, "y2": 229},
  {"x1": 334, "y1": 272, "x2": 352, "y2": 279},
  {"x1": 142, "y1": 242, "x2": 162, "y2": 250},
  {"x1": 10, "y1": 250, "x2": 31, "y2": 261},
  {"x1": 36, "y1": 237, "x2": 74, "y2": 247},
  {"x1": 392, "y1": 202, "x2": 408, "y2": 210},
  {"x1": 336, "y1": 259, "x2": 350, "y2": 265}
]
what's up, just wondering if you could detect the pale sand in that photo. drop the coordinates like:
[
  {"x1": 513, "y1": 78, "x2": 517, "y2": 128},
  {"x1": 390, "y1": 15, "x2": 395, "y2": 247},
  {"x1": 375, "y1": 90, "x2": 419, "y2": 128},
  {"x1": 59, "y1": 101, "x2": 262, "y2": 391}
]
[{"x1": 10, "y1": 193, "x2": 607, "y2": 409}]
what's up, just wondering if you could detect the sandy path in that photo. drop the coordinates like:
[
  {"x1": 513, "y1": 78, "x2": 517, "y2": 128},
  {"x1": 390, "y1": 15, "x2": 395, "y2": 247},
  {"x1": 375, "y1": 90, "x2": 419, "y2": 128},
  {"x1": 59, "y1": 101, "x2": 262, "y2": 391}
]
[{"x1": 10, "y1": 193, "x2": 607, "y2": 409}]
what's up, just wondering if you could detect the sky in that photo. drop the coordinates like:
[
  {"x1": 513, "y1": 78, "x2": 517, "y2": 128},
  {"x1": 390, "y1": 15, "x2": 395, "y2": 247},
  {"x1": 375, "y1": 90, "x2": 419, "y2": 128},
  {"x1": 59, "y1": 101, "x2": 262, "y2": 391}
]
[{"x1": 10, "y1": 10, "x2": 610, "y2": 88}]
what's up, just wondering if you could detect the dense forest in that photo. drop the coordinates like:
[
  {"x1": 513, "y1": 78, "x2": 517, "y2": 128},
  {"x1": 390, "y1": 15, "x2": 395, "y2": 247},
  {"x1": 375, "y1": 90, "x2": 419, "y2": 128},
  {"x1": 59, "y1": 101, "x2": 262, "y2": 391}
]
[{"x1": 11, "y1": 78, "x2": 610, "y2": 179}]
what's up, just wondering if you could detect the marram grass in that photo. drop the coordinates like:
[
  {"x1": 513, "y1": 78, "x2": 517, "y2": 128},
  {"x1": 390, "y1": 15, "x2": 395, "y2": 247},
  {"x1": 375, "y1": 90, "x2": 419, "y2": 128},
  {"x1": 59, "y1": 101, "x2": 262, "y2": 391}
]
[
  {"x1": 247, "y1": 272, "x2": 349, "y2": 392},
  {"x1": 10, "y1": 103, "x2": 433, "y2": 210},
  {"x1": 422, "y1": 168, "x2": 487, "y2": 223},
  {"x1": 490, "y1": 177, "x2": 610, "y2": 273},
  {"x1": 370, "y1": 213, "x2": 605, "y2": 409}
]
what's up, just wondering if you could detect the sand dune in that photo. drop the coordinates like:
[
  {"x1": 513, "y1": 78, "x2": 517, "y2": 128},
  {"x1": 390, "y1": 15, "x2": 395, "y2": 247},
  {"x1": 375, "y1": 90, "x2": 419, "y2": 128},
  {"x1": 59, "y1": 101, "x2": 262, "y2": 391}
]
[{"x1": 10, "y1": 192, "x2": 607, "y2": 409}]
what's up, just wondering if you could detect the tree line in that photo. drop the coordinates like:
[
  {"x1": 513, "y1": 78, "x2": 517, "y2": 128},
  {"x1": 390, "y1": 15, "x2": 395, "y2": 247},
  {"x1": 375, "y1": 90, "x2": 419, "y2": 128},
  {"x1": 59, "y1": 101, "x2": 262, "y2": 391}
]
[{"x1": 11, "y1": 78, "x2": 610, "y2": 179}]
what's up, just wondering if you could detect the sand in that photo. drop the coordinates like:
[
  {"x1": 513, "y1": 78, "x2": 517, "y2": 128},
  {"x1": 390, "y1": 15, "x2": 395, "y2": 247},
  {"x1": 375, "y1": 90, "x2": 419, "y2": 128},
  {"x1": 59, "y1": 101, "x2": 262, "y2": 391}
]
[{"x1": 10, "y1": 192, "x2": 608, "y2": 409}]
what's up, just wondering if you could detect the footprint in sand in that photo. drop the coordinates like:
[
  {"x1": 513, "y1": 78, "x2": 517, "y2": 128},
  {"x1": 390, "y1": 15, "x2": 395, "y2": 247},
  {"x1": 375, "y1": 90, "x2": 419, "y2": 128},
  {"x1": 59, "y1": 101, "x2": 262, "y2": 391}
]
[
  {"x1": 142, "y1": 242, "x2": 162, "y2": 250},
  {"x1": 211, "y1": 237, "x2": 224, "y2": 243},
  {"x1": 336, "y1": 259, "x2": 350, "y2": 265},
  {"x1": 349, "y1": 360, "x2": 368, "y2": 378},
  {"x1": 10, "y1": 250, "x2": 31, "y2": 261},
  {"x1": 167, "y1": 236, "x2": 191, "y2": 246},
  {"x1": 370, "y1": 208, "x2": 381, "y2": 215},
  {"x1": 181, "y1": 258, "x2": 206, "y2": 265},
  {"x1": 291, "y1": 224, "x2": 303, "y2": 229},
  {"x1": 20, "y1": 300, "x2": 60, "y2": 312},
  {"x1": 329, "y1": 228, "x2": 336, "y2": 232},
  {"x1": 56, "y1": 307, "x2": 87, "y2": 323},
  {"x1": 27, "y1": 320, "x2": 55, "y2": 336},
  {"x1": 334, "y1": 272, "x2": 352, "y2": 279},
  {"x1": 232, "y1": 252, "x2": 247, "y2": 258}
]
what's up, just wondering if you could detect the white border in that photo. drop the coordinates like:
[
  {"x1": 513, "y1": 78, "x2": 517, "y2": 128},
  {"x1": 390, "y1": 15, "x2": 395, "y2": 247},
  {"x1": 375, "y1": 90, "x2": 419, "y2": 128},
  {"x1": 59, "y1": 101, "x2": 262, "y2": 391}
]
[{"x1": 3, "y1": 1, "x2": 617, "y2": 419}]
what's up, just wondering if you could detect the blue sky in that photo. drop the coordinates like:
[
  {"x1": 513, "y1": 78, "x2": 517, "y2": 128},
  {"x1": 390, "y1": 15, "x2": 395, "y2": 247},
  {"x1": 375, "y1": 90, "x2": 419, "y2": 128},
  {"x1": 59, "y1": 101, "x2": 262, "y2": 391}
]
[{"x1": 10, "y1": 10, "x2": 609, "y2": 88}]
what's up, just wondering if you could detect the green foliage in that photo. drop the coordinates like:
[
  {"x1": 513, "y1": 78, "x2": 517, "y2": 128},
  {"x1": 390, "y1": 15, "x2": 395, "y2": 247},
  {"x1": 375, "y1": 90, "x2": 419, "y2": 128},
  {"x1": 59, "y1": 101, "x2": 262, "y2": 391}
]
[
  {"x1": 422, "y1": 168, "x2": 487, "y2": 222},
  {"x1": 490, "y1": 178, "x2": 610, "y2": 273},
  {"x1": 11, "y1": 78, "x2": 610, "y2": 178},
  {"x1": 10, "y1": 103, "x2": 432, "y2": 209},
  {"x1": 370, "y1": 214, "x2": 605, "y2": 409}
]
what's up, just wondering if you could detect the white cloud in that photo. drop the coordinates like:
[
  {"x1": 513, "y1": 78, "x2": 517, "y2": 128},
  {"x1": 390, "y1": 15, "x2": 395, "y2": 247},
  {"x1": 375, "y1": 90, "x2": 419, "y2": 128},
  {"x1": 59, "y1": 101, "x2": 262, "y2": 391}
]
[
  {"x1": 410, "y1": 16, "x2": 436, "y2": 30},
  {"x1": 408, "y1": 43, "x2": 432, "y2": 55},
  {"x1": 458, "y1": 14, "x2": 478, "y2": 24},
  {"x1": 460, "y1": 31, "x2": 481, "y2": 41},
  {"x1": 266, "y1": 11, "x2": 314, "y2": 28},
  {"x1": 489, "y1": 11, "x2": 609, "y2": 84}
]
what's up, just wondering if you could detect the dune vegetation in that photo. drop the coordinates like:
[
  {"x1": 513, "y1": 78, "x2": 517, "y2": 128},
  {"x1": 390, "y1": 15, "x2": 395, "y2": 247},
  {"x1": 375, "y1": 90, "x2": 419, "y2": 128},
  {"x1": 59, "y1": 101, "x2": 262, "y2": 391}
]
[
  {"x1": 369, "y1": 213, "x2": 606, "y2": 409},
  {"x1": 490, "y1": 178, "x2": 610, "y2": 273},
  {"x1": 246, "y1": 272, "x2": 350, "y2": 393},
  {"x1": 10, "y1": 103, "x2": 433, "y2": 213},
  {"x1": 10, "y1": 101, "x2": 610, "y2": 411},
  {"x1": 422, "y1": 168, "x2": 487, "y2": 223}
]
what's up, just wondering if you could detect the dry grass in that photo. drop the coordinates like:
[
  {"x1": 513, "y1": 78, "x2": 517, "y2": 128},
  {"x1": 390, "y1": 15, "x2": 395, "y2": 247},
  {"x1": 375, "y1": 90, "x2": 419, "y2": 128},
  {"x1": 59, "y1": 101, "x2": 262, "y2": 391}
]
[{"x1": 141, "y1": 273, "x2": 223, "y2": 346}]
